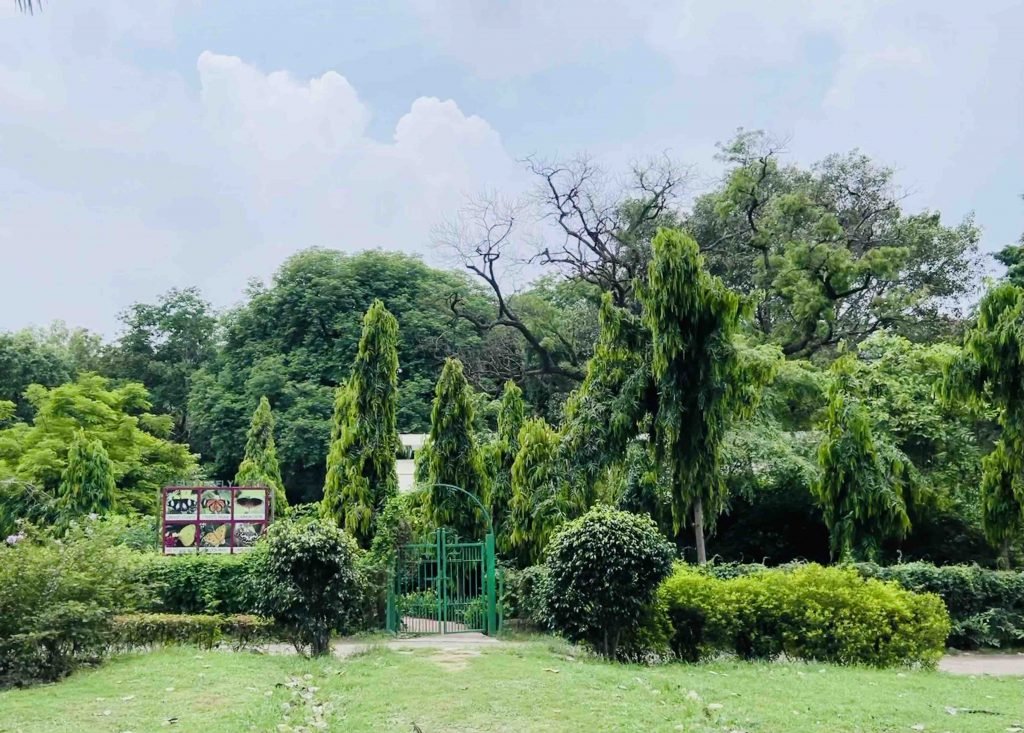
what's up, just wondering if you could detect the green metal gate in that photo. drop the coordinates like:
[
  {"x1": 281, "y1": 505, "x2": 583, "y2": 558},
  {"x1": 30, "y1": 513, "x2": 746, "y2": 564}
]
[{"x1": 386, "y1": 527, "x2": 497, "y2": 635}]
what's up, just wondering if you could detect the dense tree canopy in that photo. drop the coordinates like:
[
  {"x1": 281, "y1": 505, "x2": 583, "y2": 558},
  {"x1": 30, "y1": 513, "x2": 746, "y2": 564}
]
[{"x1": 235, "y1": 396, "x2": 288, "y2": 514}]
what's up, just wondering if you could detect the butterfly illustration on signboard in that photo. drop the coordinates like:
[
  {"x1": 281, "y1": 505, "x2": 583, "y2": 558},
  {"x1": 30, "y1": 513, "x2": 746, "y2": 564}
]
[
  {"x1": 166, "y1": 495, "x2": 197, "y2": 514},
  {"x1": 202, "y1": 524, "x2": 228, "y2": 547},
  {"x1": 202, "y1": 495, "x2": 230, "y2": 513},
  {"x1": 164, "y1": 524, "x2": 197, "y2": 548}
]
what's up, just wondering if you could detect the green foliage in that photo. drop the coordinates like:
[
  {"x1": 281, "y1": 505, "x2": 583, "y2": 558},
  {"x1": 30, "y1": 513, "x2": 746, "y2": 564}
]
[
  {"x1": 499, "y1": 564, "x2": 552, "y2": 630},
  {"x1": 320, "y1": 300, "x2": 400, "y2": 547},
  {"x1": 134, "y1": 554, "x2": 259, "y2": 615},
  {"x1": 235, "y1": 396, "x2": 288, "y2": 514},
  {"x1": 543, "y1": 506, "x2": 674, "y2": 659},
  {"x1": 659, "y1": 563, "x2": 950, "y2": 667},
  {"x1": 252, "y1": 517, "x2": 363, "y2": 656},
  {"x1": 109, "y1": 613, "x2": 272, "y2": 651},
  {"x1": 815, "y1": 364, "x2": 915, "y2": 561},
  {"x1": 692, "y1": 133, "x2": 980, "y2": 355},
  {"x1": 487, "y1": 380, "x2": 525, "y2": 550},
  {"x1": 856, "y1": 562, "x2": 1024, "y2": 649},
  {"x1": 106, "y1": 288, "x2": 218, "y2": 441},
  {"x1": 507, "y1": 417, "x2": 567, "y2": 566},
  {"x1": 187, "y1": 249, "x2": 484, "y2": 500},
  {"x1": 0, "y1": 521, "x2": 146, "y2": 687},
  {"x1": 56, "y1": 431, "x2": 116, "y2": 522},
  {"x1": 639, "y1": 228, "x2": 778, "y2": 559},
  {"x1": 944, "y1": 281, "x2": 1024, "y2": 556},
  {"x1": 0, "y1": 375, "x2": 197, "y2": 534},
  {"x1": 422, "y1": 358, "x2": 489, "y2": 539}
]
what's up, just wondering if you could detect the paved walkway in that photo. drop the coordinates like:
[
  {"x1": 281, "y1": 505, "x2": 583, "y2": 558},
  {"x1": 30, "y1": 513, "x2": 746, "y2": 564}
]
[
  {"x1": 255, "y1": 632, "x2": 502, "y2": 658},
  {"x1": 939, "y1": 652, "x2": 1024, "y2": 676}
]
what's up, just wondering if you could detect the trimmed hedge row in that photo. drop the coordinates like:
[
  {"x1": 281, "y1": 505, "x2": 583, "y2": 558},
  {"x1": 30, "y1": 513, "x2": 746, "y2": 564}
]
[
  {"x1": 702, "y1": 561, "x2": 1024, "y2": 649},
  {"x1": 133, "y1": 554, "x2": 259, "y2": 615},
  {"x1": 659, "y1": 564, "x2": 950, "y2": 667},
  {"x1": 110, "y1": 613, "x2": 274, "y2": 650}
]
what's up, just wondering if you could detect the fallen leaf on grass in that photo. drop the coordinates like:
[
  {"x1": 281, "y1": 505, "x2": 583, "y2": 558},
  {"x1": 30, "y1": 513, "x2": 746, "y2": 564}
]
[{"x1": 543, "y1": 668, "x2": 559, "y2": 673}]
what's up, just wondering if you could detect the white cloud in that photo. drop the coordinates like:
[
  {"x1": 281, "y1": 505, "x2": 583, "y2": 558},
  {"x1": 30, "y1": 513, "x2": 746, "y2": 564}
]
[{"x1": 0, "y1": 16, "x2": 521, "y2": 334}]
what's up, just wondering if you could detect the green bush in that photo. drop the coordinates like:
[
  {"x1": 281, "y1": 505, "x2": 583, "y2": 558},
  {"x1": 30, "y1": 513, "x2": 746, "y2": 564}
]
[
  {"x1": 660, "y1": 563, "x2": 950, "y2": 667},
  {"x1": 544, "y1": 507, "x2": 674, "y2": 659},
  {"x1": 134, "y1": 553, "x2": 259, "y2": 615},
  {"x1": 109, "y1": 613, "x2": 274, "y2": 650},
  {"x1": 0, "y1": 521, "x2": 146, "y2": 687},
  {"x1": 499, "y1": 565, "x2": 552, "y2": 630},
  {"x1": 856, "y1": 562, "x2": 1024, "y2": 649},
  {"x1": 252, "y1": 517, "x2": 363, "y2": 656}
]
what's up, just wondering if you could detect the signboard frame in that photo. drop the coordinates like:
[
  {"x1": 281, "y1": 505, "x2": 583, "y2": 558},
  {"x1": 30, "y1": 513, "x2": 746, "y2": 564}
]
[{"x1": 161, "y1": 485, "x2": 274, "y2": 555}]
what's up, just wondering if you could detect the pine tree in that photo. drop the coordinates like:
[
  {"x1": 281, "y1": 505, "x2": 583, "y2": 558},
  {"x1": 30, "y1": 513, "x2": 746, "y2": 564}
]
[
  {"x1": 320, "y1": 300, "x2": 400, "y2": 547},
  {"x1": 489, "y1": 380, "x2": 524, "y2": 548},
  {"x1": 638, "y1": 228, "x2": 775, "y2": 563},
  {"x1": 235, "y1": 396, "x2": 288, "y2": 515},
  {"x1": 57, "y1": 430, "x2": 116, "y2": 519},
  {"x1": 424, "y1": 358, "x2": 489, "y2": 539},
  {"x1": 508, "y1": 417, "x2": 566, "y2": 566}
]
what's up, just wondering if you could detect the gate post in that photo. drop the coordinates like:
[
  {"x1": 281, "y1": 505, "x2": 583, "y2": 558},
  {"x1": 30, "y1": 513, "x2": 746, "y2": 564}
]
[
  {"x1": 485, "y1": 531, "x2": 497, "y2": 636},
  {"x1": 436, "y1": 528, "x2": 446, "y2": 635}
]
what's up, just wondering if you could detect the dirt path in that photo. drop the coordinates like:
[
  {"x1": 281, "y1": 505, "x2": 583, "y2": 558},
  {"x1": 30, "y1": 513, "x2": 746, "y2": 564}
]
[
  {"x1": 939, "y1": 652, "x2": 1024, "y2": 676},
  {"x1": 253, "y1": 631, "x2": 503, "y2": 659}
]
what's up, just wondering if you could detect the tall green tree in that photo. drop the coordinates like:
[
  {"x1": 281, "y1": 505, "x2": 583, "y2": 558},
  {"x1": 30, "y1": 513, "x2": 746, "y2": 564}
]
[
  {"x1": 235, "y1": 396, "x2": 288, "y2": 514},
  {"x1": 507, "y1": 417, "x2": 566, "y2": 566},
  {"x1": 321, "y1": 300, "x2": 400, "y2": 547},
  {"x1": 639, "y1": 228, "x2": 777, "y2": 563},
  {"x1": 422, "y1": 358, "x2": 489, "y2": 539},
  {"x1": 943, "y1": 281, "x2": 1024, "y2": 563},
  {"x1": 487, "y1": 380, "x2": 524, "y2": 547},
  {"x1": 815, "y1": 370, "x2": 914, "y2": 561},
  {"x1": 57, "y1": 431, "x2": 116, "y2": 520}
]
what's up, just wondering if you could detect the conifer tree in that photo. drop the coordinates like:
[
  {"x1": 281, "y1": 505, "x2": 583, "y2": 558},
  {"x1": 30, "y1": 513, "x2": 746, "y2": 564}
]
[
  {"x1": 320, "y1": 300, "x2": 399, "y2": 546},
  {"x1": 423, "y1": 358, "x2": 488, "y2": 539},
  {"x1": 638, "y1": 228, "x2": 774, "y2": 563},
  {"x1": 57, "y1": 430, "x2": 116, "y2": 519},
  {"x1": 507, "y1": 417, "x2": 565, "y2": 566},
  {"x1": 815, "y1": 371, "x2": 913, "y2": 561},
  {"x1": 488, "y1": 380, "x2": 524, "y2": 547},
  {"x1": 235, "y1": 396, "x2": 288, "y2": 514}
]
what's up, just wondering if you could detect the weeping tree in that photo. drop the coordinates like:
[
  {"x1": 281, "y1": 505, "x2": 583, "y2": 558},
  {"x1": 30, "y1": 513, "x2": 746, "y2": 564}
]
[
  {"x1": 320, "y1": 300, "x2": 400, "y2": 547},
  {"x1": 235, "y1": 396, "x2": 288, "y2": 515},
  {"x1": 638, "y1": 228, "x2": 775, "y2": 563},
  {"x1": 943, "y1": 281, "x2": 1024, "y2": 565},
  {"x1": 815, "y1": 370, "x2": 914, "y2": 561},
  {"x1": 56, "y1": 431, "x2": 116, "y2": 520},
  {"x1": 507, "y1": 417, "x2": 566, "y2": 566},
  {"x1": 422, "y1": 358, "x2": 489, "y2": 539},
  {"x1": 488, "y1": 380, "x2": 525, "y2": 549}
]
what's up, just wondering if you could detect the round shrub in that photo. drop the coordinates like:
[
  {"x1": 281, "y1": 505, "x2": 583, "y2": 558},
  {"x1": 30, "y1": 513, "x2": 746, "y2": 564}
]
[
  {"x1": 543, "y1": 506, "x2": 674, "y2": 659},
  {"x1": 252, "y1": 517, "x2": 363, "y2": 656}
]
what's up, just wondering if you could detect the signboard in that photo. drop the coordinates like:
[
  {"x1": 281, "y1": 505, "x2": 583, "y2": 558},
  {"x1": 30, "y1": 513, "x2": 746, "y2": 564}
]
[{"x1": 161, "y1": 485, "x2": 272, "y2": 555}]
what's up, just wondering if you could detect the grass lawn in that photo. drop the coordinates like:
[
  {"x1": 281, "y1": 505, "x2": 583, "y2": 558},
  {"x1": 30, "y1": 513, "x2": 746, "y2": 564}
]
[{"x1": 1, "y1": 641, "x2": 1022, "y2": 733}]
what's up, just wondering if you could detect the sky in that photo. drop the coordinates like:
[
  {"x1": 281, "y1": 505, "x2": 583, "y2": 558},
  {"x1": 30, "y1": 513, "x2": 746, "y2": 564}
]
[{"x1": 1, "y1": 1, "x2": 1021, "y2": 336}]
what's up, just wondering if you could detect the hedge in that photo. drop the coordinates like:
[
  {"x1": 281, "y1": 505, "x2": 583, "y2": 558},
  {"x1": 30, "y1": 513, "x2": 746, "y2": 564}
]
[
  {"x1": 109, "y1": 613, "x2": 274, "y2": 650},
  {"x1": 659, "y1": 563, "x2": 950, "y2": 667},
  {"x1": 133, "y1": 553, "x2": 260, "y2": 615}
]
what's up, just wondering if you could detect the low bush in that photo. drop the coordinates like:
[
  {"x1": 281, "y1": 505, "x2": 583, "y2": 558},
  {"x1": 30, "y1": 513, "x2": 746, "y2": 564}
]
[
  {"x1": 252, "y1": 517, "x2": 363, "y2": 656},
  {"x1": 660, "y1": 564, "x2": 950, "y2": 667},
  {"x1": 134, "y1": 553, "x2": 259, "y2": 615},
  {"x1": 544, "y1": 507, "x2": 674, "y2": 659},
  {"x1": 856, "y1": 562, "x2": 1024, "y2": 649},
  {"x1": 0, "y1": 521, "x2": 146, "y2": 687},
  {"x1": 109, "y1": 613, "x2": 274, "y2": 650},
  {"x1": 499, "y1": 565, "x2": 552, "y2": 630}
]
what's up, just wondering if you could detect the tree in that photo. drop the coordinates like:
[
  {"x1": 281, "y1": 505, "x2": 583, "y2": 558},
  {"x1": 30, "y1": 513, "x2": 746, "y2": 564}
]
[
  {"x1": 639, "y1": 228, "x2": 777, "y2": 563},
  {"x1": 57, "y1": 431, "x2": 116, "y2": 520},
  {"x1": 107, "y1": 287, "x2": 218, "y2": 441},
  {"x1": 0, "y1": 330, "x2": 75, "y2": 422},
  {"x1": 689, "y1": 131, "x2": 981, "y2": 355},
  {"x1": 943, "y1": 281, "x2": 1024, "y2": 564},
  {"x1": 235, "y1": 396, "x2": 288, "y2": 514},
  {"x1": 321, "y1": 300, "x2": 400, "y2": 547},
  {"x1": 815, "y1": 368, "x2": 914, "y2": 561},
  {"x1": 422, "y1": 358, "x2": 489, "y2": 539},
  {"x1": 188, "y1": 249, "x2": 484, "y2": 500},
  {"x1": 507, "y1": 417, "x2": 566, "y2": 566},
  {"x1": 488, "y1": 380, "x2": 524, "y2": 547}
]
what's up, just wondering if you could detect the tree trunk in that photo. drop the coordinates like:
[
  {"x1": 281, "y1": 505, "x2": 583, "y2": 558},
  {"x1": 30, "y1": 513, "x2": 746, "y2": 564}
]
[
  {"x1": 693, "y1": 499, "x2": 707, "y2": 565},
  {"x1": 998, "y1": 538, "x2": 1012, "y2": 570}
]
